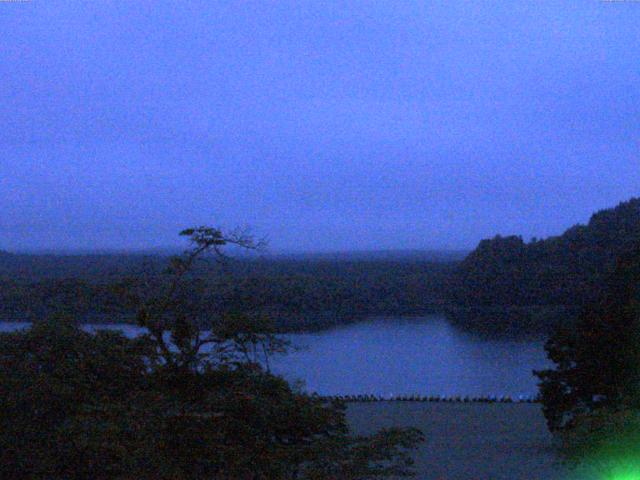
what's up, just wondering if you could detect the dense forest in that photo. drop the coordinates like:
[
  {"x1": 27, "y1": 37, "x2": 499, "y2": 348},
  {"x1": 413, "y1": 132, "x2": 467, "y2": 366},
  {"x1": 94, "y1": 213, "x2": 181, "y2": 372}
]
[
  {"x1": 447, "y1": 198, "x2": 640, "y2": 334},
  {"x1": 0, "y1": 252, "x2": 458, "y2": 331}
]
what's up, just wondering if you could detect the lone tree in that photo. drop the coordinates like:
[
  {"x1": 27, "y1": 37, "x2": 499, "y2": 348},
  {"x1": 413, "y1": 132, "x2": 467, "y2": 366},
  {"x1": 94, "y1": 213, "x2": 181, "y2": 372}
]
[{"x1": 0, "y1": 226, "x2": 424, "y2": 480}]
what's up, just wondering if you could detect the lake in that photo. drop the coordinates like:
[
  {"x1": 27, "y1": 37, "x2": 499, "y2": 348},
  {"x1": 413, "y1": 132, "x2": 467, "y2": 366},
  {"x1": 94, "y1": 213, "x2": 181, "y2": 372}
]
[{"x1": 0, "y1": 315, "x2": 549, "y2": 397}]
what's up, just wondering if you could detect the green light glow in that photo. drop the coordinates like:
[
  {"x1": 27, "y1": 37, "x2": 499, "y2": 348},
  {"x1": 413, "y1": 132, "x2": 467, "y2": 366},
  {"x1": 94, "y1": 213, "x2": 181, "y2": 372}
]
[
  {"x1": 610, "y1": 471, "x2": 640, "y2": 479},
  {"x1": 571, "y1": 456, "x2": 640, "y2": 480},
  {"x1": 603, "y1": 460, "x2": 640, "y2": 480},
  {"x1": 609, "y1": 472, "x2": 640, "y2": 480}
]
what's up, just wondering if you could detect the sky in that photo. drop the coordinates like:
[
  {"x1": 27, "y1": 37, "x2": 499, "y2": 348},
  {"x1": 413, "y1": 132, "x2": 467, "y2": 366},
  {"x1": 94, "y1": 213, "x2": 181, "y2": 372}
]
[{"x1": 0, "y1": 1, "x2": 639, "y2": 253}]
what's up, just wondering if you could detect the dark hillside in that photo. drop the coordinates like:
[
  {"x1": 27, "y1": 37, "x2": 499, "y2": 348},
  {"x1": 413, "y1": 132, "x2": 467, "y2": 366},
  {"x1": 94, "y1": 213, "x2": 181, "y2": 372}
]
[{"x1": 449, "y1": 198, "x2": 640, "y2": 334}]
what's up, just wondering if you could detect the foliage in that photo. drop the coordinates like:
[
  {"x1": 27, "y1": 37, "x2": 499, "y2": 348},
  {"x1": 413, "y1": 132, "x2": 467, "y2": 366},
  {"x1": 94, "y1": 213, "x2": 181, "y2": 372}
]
[
  {"x1": 449, "y1": 197, "x2": 640, "y2": 334},
  {"x1": 535, "y1": 244, "x2": 640, "y2": 432},
  {"x1": 0, "y1": 317, "x2": 159, "y2": 479},
  {"x1": 533, "y1": 242, "x2": 640, "y2": 475},
  {"x1": 0, "y1": 226, "x2": 424, "y2": 479}
]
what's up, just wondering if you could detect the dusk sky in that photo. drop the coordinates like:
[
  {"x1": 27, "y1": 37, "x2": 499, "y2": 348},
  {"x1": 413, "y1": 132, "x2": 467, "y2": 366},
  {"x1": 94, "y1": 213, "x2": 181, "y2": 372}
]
[{"x1": 1, "y1": 1, "x2": 639, "y2": 252}]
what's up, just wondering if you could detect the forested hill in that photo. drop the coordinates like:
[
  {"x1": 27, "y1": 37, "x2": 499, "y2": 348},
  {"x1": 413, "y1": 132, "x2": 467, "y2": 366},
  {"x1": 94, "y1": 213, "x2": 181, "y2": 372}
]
[{"x1": 448, "y1": 198, "x2": 640, "y2": 334}]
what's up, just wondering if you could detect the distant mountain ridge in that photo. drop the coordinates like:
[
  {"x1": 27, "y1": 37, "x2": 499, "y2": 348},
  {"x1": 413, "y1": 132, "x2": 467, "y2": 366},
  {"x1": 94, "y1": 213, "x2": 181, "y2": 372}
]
[
  {"x1": 0, "y1": 248, "x2": 466, "y2": 280},
  {"x1": 269, "y1": 249, "x2": 469, "y2": 262}
]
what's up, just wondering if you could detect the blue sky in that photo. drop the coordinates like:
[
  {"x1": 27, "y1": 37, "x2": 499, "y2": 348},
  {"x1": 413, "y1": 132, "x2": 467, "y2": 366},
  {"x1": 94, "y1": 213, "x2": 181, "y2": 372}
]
[{"x1": 1, "y1": 1, "x2": 639, "y2": 252}]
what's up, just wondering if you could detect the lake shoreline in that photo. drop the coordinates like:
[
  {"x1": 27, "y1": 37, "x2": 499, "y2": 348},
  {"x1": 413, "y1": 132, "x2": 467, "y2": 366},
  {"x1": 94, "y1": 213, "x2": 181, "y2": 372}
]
[
  {"x1": 0, "y1": 300, "x2": 573, "y2": 337},
  {"x1": 1, "y1": 316, "x2": 550, "y2": 398}
]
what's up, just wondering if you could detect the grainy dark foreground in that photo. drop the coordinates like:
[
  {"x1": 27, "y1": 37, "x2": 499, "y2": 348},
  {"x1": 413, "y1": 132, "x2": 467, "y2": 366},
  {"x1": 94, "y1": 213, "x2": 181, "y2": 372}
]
[{"x1": 347, "y1": 403, "x2": 573, "y2": 480}]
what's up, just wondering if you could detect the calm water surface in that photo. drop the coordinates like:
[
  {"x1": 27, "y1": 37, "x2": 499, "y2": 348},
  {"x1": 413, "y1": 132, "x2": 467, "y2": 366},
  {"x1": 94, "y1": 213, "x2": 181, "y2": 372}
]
[
  {"x1": 274, "y1": 316, "x2": 548, "y2": 397},
  {"x1": 0, "y1": 316, "x2": 549, "y2": 397}
]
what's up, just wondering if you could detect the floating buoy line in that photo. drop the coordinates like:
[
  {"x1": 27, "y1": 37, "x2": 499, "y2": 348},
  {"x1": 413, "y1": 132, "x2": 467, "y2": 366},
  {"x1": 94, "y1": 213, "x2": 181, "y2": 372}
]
[{"x1": 317, "y1": 394, "x2": 540, "y2": 403}]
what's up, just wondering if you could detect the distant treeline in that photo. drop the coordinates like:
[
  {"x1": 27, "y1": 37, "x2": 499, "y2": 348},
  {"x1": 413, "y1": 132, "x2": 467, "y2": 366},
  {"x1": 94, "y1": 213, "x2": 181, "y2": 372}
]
[
  {"x1": 0, "y1": 253, "x2": 457, "y2": 331},
  {"x1": 2, "y1": 198, "x2": 639, "y2": 335},
  {"x1": 447, "y1": 198, "x2": 640, "y2": 335}
]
